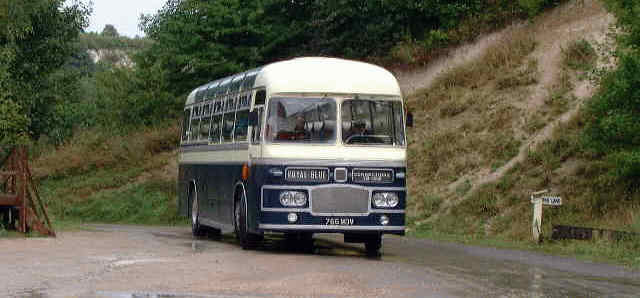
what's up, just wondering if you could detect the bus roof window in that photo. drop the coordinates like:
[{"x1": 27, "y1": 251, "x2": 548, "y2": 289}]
[
  {"x1": 231, "y1": 74, "x2": 244, "y2": 93},
  {"x1": 242, "y1": 70, "x2": 259, "y2": 89},
  {"x1": 218, "y1": 79, "x2": 232, "y2": 96},
  {"x1": 195, "y1": 88, "x2": 206, "y2": 102},
  {"x1": 206, "y1": 81, "x2": 220, "y2": 99}
]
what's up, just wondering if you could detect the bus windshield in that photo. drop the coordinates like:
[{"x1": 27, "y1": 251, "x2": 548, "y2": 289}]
[
  {"x1": 341, "y1": 99, "x2": 405, "y2": 146},
  {"x1": 266, "y1": 97, "x2": 337, "y2": 143}
]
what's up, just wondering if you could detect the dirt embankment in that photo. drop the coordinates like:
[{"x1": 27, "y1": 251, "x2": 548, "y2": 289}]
[{"x1": 401, "y1": 0, "x2": 615, "y2": 219}]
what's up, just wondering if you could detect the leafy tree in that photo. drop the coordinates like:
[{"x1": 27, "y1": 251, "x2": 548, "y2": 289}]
[
  {"x1": 0, "y1": 0, "x2": 90, "y2": 145},
  {"x1": 101, "y1": 24, "x2": 119, "y2": 37},
  {"x1": 584, "y1": 0, "x2": 640, "y2": 188},
  {"x1": 139, "y1": 0, "x2": 305, "y2": 96}
]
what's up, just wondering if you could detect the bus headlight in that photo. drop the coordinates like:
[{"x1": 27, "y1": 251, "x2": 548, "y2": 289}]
[
  {"x1": 372, "y1": 192, "x2": 399, "y2": 208},
  {"x1": 280, "y1": 191, "x2": 307, "y2": 207}
]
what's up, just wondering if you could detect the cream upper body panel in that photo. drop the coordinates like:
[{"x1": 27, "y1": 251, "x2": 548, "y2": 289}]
[{"x1": 255, "y1": 57, "x2": 402, "y2": 97}]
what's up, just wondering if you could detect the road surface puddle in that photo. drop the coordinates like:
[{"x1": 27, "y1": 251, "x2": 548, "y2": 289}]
[
  {"x1": 95, "y1": 291, "x2": 266, "y2": 298},
  {"x1": 110, "y1": 258, "x2": 173, "y2": 267}
]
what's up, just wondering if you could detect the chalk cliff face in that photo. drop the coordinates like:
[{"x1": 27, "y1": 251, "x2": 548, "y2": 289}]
[{"x1": 87, "y1": 49, "x2": 133, "y2": 67}]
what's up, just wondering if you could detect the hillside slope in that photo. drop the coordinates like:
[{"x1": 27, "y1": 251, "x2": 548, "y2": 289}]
[
  {"x1": 406, "y1": 0, "x2": 639, "y2": 265},
  {"x1": 407, "y1": 0, "x2": 613, "y2": 211}
]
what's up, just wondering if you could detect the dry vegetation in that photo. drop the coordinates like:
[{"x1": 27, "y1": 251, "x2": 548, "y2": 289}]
[
  {"x1": 406, "y1": 0, "x2": 620, "y2": 230},
  {"x1": 406, "y1": 27, "x2": 539, "y2": 217},
  {"x1": 32, "y1": 124, "x2": 179, "y2": 179}
]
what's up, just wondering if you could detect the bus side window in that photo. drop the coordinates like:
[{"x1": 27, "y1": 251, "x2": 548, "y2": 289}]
[
  {"x1": 221, "y1": 96, "x2": 235, "y2": 142},
  {"x1": 200, "y1": 107, "x2": 211, "y2": 141},
  {"x1": 233, "y1": 92, "x2": 251, "y2": 142},
  {"x1": 210, "y1": 100, "x2": 222, "y2": 143},
  {"x1": 191, "y1": 114, "x2": 201, "y2": 142},
  {"x1": 181, "y1": 108, "x2": 191, "y2": 142},
  {"x1": 210, "y1": 114, "x2": 221, "y2": 143},
  {"x1": 234, "y1": 108, "x2": 249, "y2": 142}
]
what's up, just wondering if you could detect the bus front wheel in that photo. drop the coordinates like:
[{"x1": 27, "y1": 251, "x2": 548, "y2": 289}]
[
  {"x1": 234, "y1": 191, "x2": 262, "y2": 250},
  {"x1": 365, "y1": 235, "x2": 382, "y2": 257}
]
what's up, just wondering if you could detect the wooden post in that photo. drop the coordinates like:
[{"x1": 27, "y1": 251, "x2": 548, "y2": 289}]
[
  {"x1": 532, "y1": 197, "x2": 543, "y2": 243},
  {"x1": 531, "y1": 189, "x2": 548, "y2": 243},
  {"x1": 530, "y1": 189, "x2": 563, "y2": 243}
]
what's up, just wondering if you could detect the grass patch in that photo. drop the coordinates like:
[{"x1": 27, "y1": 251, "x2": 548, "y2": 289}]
[
  {"x1": 410, "y1": 225, "x2": 640, "y2": 268},
  {"x1": 439, "y1": 97, "x2": 475, "y2": 118},
  {"x1": 455, "y1": 179, "x2": 473, "y2": 197},
  {"x1": 563, "y1": 39, "x2": 598, "y2": 71},
  {"x1": 59, "y1": 180, "x2": 183, "y2": 225},
  {"x1": 32, "y1": 123, "x2": 183, "y2": 226},
  {"x1": 416, "y1": 194, "x2": 444, "y2": 218}
]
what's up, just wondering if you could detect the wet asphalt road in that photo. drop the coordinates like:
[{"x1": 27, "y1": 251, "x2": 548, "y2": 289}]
[{"x1": 1, "y1": 224, "x2": 639, "y2": 297}]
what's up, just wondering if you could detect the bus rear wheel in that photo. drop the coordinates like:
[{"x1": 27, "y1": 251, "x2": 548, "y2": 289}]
[
  {"x1": 0, "y1": 207, "x2": 13, "y2": 230},
  {"x1": 190, "y1": 187, "x2": 205, "y2": 237},
  {"x1": 234, "y1": 191, "x2": 262, "y2": 250}
]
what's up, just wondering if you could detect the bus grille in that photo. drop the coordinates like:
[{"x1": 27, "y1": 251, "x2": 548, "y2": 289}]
[{"x1": 311, "y1": 186, "x2": 369, "y2": 214}]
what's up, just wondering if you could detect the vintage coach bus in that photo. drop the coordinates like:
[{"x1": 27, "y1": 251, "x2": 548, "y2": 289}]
[{"x1": 178, "y1": 57, "x2": 411, "y2": 255}]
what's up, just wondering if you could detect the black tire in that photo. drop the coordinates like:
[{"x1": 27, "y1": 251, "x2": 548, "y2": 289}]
[
  {"x1": 1, "y1": 207, "x2": 17, "y2": 231},
  {"x1": 0, "y1": 207, "x2": 9, "y2": 229},
  {"x1": 234, "y1": 190, "x2": 262, "y2": 250},
  {"x1": 365, "y1": 235, "x2": 382, "y2": 257},
  {"x1": 190, "y1": 186, "x2": 205, "y2": 237}
]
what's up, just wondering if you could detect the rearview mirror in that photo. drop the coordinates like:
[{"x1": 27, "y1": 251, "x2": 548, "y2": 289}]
[{"x1": 406, "y1": 112, "x2": 413, "y2": 128}]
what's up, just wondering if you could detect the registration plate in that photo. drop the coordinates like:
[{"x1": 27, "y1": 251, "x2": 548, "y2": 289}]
[{"x1": 325, "y1": 218, "x2": 354, "y2": 226}]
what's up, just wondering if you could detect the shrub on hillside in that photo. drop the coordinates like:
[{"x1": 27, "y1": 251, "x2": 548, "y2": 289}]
[
  {"x1": 563, "y1": 39, "x2": 598, "y2": 71},
  {"x1": 518, "y1": 0, "x2": 563, "y2": 17}
]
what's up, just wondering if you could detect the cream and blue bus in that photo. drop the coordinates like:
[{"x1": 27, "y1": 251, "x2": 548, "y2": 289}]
[{"x1": 178, "y1": 57, "x2": 411, "y2": 255}]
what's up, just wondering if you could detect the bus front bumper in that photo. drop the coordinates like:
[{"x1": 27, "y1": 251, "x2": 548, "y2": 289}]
[{"x1": 258, "y1": 211, "x2": 405, "y2": 235}]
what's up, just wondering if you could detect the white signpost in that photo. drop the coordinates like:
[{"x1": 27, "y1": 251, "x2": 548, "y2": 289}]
[{"x1": 531, "y1": 190, "x2": 563, "y2": 243}]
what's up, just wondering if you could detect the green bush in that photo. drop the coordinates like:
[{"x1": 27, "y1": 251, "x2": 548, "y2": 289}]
[
  {"x1": 604, "y1": 0, "x2": 640, "y2": 47},
  {"x1": 584, "y1": 54, "x2": 640, "y2": 152},
  {"x1": 517, "y1": 0, "x2": 560, "y2": 17},
  {"x1": 610, "y1": 150, "x2": 640, "y2": 188}
]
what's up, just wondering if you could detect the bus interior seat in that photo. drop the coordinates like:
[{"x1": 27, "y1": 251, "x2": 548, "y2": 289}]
[{"x1": 342, "y1": 121, "x2": 351, "y2": 132}]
